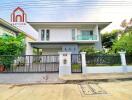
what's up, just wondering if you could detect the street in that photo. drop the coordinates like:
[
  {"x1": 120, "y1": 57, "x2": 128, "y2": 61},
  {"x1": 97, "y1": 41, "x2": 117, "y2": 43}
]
[{"x1": 0, "y1": 80, "x2": 132, "y2": 100}]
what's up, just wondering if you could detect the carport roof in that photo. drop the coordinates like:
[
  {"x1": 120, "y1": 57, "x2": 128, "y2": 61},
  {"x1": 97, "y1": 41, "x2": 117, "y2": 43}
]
[{"x1": 30, "y1": 41, "x2": 95, "y2": 48}]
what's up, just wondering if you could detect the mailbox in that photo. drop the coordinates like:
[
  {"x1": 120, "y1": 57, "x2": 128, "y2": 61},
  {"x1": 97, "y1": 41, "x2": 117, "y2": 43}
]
[{"x1": 63, "y1": 59, "x2": 67, "y2": 64}]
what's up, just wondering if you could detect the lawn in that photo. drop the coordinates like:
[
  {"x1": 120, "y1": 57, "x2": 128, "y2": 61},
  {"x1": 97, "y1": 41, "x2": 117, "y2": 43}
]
[{"x1": 71, "y1": 64, "x2": 81, "y2": 70}]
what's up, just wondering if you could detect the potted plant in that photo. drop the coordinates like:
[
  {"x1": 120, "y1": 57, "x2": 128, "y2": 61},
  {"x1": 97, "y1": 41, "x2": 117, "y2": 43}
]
[{"x1": 0, "y1": 65, "x2": 5, "y2": 72}]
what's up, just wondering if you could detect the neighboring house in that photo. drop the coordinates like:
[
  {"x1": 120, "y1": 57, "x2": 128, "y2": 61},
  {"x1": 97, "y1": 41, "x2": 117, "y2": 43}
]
[
  {"x1": 0, "y1": 18, "x2": 21, "y2": 36},
  {"x1": 0, "y1": 18, "x2": 36, "y2": 55},
  {"x1": 10, "y1": 7, "x2": 111, "y2": 55}
]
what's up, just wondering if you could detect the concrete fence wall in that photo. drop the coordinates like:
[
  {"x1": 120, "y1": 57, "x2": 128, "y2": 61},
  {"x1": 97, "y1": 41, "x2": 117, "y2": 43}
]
[
  {"x1": 82, "y1": 51, "x2": 132, "y2": 74},
  {"x1": 85, "y1": 66, "x2": 132, "y2": 74},
  {"x1": 59, "y1": 51, "x2": 132, "y2": 76}
]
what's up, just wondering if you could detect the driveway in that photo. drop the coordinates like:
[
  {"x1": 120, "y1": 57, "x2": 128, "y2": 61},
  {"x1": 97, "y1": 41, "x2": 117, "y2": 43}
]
[
  {"x1": 0, "y1": 80, "x2": 132, "y2": 100},
  {"x1": 0, "y1": 73, "x2": 64, "y2": 84}
]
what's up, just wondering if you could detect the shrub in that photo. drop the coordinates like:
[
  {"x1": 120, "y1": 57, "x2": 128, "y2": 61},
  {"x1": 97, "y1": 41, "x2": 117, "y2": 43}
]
[
  {"x1": 80, "y1": 46, "x2": 105, "y2": 55},
  {"x1": 0, "y1": 33, "x2": 25, "y2": 70}
]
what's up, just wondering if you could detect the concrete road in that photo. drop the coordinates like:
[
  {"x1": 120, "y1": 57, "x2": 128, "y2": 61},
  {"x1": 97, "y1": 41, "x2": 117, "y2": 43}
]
[{"x1": 0, "y1": 81, "x2": 132, "y2": 100}]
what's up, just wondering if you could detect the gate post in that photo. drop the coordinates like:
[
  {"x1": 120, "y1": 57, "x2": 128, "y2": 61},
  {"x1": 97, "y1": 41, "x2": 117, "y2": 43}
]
[
  {"x1": 80, "y1": 52, "x2": 87, "y2": 74},
  {"x1": 119, "y1": 51, "x2": 127, "y2": 73},
  {"x1": 59, "y1": 52, "x2": 71, "y2": 77}
]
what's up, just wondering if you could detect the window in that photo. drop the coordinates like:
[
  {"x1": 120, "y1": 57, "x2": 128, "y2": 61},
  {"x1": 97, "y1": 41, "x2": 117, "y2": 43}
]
[
  {"x1": 72, "y1": 29, "x2": 75, "y2": 40},
  {"x1": 41, "y1": 29, "x2": 50, "y2": 41},
  {"x1": 41, "y1": 30, "x2": 45, "y2": 41},
  {"x1": 46, "y1": 29, "x2": 50, "y2": 41},
  {"x1": 90, "y1": 31, "x2": 93, "y2": 35},
  {"x1": 81, "y1": 30, "x2": 93, "y2": 36}
]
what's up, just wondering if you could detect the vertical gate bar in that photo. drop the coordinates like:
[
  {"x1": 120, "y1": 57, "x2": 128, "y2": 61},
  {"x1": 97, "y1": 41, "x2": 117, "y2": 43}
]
[
  {"x1": 28, "y1": 55, "x2": 30, "y2": 72},
  {"x1": 42, "y1": 55, "x2": 44, "y2": 72},
  {"x1": 26, "y1": 55, "x2": 28, "y2": 72},
  {"x1": 34, "y1": 55, "x2": 36, "y2": 72},
  {"x1": 71, "y1": 54, "x2": 72, "y2": 73},
  {"x1": 80, "y1": 54, "x2": 82, "y2": 73},
  {"x1": 38, "y1": 55, "x2": 40, "y2": 72},
  {"x1": 24, "y1": 55, "x2": 26, "y2": 72},
  {"x1": 11, "y1": 56, "x2": 13, "y2": 72},
  {"x1": 52, "y1": 56, "x2": 55, "y2": 72},
  {"x1": 45, "y1": 55, "x2": 47, "y2": 72},
  {"x1": 21, "y1": 56, "x2": 23, "y2": 72}
]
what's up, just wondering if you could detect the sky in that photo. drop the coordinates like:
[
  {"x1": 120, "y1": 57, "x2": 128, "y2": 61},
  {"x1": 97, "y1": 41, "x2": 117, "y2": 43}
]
[{"x1": 0, "y1": 0, "x2": 132, "y2": 32}]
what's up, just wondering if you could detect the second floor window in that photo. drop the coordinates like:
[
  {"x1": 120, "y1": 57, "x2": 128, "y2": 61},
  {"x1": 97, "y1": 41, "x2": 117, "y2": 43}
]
[
  {"x1": 72, "y1": 29, "x2": 75, "y2": 40},
  {"x1": 46, "y1": 29, "x2": 50, "y2": 41},
  {"x1": 81, "y1": 30, "x2": 93, "y2": 36},
  {"x1": 41, "y1": 30, "x2": 45, "y2": 41},
  {"x1": 41, "y1": 29, "x2": 50, "y2": 41}
]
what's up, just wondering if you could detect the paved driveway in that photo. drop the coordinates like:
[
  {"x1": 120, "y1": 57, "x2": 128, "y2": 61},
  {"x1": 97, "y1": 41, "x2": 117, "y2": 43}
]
[
  {"x1": 0, "y1": 81, "x2": 132, "y2": 100},
  {"x1": 0, "y1": 73, "x2": 64, "y2": 84}
]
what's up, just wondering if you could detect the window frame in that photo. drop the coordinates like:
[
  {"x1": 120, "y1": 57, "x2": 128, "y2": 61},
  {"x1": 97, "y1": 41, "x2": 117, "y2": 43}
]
[
  {"x1": 72, "y1": 28, "x2": 76, "y2": 40},
  {"x1": 40, "y1": 29, "x2": 50, "y2": 41},
  {"x1": 80, "y1": 29, "x2": 93, "y2": 36},
  {"x1": 41, "y1": 29, "x2": 45, "y2": 41}
]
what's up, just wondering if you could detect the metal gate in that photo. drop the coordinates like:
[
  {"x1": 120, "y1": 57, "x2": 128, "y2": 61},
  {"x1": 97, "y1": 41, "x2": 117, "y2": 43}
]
[
  {"x1": 0, "y1": 55, "x2": 59, "y2": 73},
  {"x1": 71, "y1": 54, "x2": 82, "y2": 73}
]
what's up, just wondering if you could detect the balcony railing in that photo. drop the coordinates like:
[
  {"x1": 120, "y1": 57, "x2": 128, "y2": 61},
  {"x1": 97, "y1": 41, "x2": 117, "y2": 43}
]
[{"x1": 76, "y1": 35, "x2": 97, "y2": 40}]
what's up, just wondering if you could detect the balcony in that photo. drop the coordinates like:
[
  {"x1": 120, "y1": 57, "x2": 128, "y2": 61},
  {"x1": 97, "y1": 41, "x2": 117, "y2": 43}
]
[{"x1": 76, "y1": 35, "x2": 97, "y2": 40}]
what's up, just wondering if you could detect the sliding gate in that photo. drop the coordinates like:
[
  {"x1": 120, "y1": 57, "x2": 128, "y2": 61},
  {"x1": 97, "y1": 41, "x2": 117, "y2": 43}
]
[{"x1": 0, "y1": 55, "x2": 59, "y2": 73}]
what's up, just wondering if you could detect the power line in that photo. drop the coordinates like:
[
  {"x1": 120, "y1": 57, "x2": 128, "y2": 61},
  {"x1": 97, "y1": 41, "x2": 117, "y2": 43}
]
[
  {"x1": 0, "y1": 0, "x2": 131, "y2": 6},
  {"x1": 1, "y1": 2, "x2": 131, "y2": 6},
  {"x1": 0, "y1": 3, "x2": 132, "y2": 9},
  {"x1": 0, "y1": 0, "x2": 131, "y2": 14},
  {"x1": 1, "y1": 0, "x2": 128, "y2": 4},
  {"x1": 0, "y1": 0, "x2": 131, "y2": 10}
]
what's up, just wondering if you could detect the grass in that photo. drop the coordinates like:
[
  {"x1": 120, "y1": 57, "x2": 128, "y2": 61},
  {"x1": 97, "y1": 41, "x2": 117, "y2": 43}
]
[
  {"x1": 71, "y1": 64, "x2": 81, "y2": 70},
  {"x1": 86, "y1": 64, "x2": 121, "y2": 67}
]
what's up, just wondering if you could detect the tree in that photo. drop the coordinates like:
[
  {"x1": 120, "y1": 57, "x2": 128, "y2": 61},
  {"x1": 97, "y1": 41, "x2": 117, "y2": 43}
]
[
  {"x1": 101, "y1": 30, "x2": 122, "y2": 49},
  {"x1": 112, "y1": 32, "x2": 132, "y2": 55},
  {"x1": 0, "y1": 33, "x2": 26, "y2": 69},
  {"x1": 121, "y1": 19, "x2": 128, "y2": 28},
  {"x1": 121, "y1": 18, "x2": 132, "y2": 32}
]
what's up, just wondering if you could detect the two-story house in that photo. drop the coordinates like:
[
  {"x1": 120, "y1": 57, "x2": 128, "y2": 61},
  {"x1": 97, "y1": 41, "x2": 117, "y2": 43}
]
[
  {"x1": 10, "y1": 7, "x2": 111, "y2": 55},
  {"x1": 28, "y1": 22, "x2": 111, "y2": 55}
]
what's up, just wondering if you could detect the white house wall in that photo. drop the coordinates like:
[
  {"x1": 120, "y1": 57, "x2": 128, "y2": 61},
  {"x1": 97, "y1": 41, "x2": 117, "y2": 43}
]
[
  {"x1": 12, "y1": 23, "x2": 38, "y2": 40},
  {"x1": 37, "y1": 26, "x2": 99, "y2": 42},
  {"x1": 50, "y1": 28, "x2": 72, "y2": 41},
  {"x1": 25, "y1": 37, "x2": 34, "y2": 55}
]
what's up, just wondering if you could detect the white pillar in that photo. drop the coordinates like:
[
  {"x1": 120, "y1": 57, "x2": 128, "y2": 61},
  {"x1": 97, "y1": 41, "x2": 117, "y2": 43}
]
[
  {"x1": 119, "y1": 51, "x2": 127, "y2": 72},
  {"x1": 59, "y1": 52, "x2": 71, "y2": 77},
  {"x1": 80, "y1": 52, "x2": 87, "y2": 74}
]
